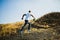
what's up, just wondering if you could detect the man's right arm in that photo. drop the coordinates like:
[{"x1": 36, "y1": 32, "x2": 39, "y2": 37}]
[{"x1": 21, "y1": 14, "x2": 26, "y2": 20}]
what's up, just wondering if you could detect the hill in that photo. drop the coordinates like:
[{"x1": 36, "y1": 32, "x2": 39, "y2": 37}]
[
  {"x1": 0, "y1": 12, "x2": 60, "y2": 40},
  {"x1": 35, "y1": 12, "x2": 60, "y2": 34}
]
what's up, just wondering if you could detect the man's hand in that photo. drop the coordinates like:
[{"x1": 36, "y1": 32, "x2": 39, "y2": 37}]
[
  {"x1": 33, "y1": 18, "x2": 35, "y2": 21},
  {"x1": 21, "y1": 18, "x2": 23, "y2": 20}
]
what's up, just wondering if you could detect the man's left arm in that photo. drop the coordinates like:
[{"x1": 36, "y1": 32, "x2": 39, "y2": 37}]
[{"x1": 31, "y1": 14, "x2": 35, "y2": 20}]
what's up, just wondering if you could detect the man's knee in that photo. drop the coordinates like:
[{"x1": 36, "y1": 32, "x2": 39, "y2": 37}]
[
  {"x1": 28, "y1": 23, "x2": 30, "y2": 25},
  {"x1": 24, "y1": 23, "x2": 26, "y2": 26}
]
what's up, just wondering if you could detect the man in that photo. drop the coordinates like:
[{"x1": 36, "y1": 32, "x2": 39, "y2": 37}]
[{"x1": 20, "y1": 10, "x2": 35, "y2": 33}]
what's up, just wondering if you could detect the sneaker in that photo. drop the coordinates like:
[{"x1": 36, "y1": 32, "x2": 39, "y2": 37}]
[
  {"x1": 20, "y1": 31, "x2": 23, "y2": 33},
  {"x1": 28, "y1": 30, "x2": 31, "y2": 33}
]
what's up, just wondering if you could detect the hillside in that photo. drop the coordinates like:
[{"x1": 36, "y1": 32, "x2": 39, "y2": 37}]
[
  {"x1": 0, "y1": 12, "x2": 60, "y2": 40},
  {"x1": 35, "y1": 12, "x2": 60, "y2": 34}
]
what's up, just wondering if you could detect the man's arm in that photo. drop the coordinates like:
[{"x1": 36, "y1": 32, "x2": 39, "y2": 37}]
[
  {"x1": 21, "y1": 14, "x2": 26, "y2": 20},
  {"x1": 31, "y1": 14, "x2": 35, "y2": 20}
]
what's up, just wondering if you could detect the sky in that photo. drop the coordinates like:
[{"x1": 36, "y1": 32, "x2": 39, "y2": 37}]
[{"x1": 0, "y1": 0, "x2": 60, "y2": 24}]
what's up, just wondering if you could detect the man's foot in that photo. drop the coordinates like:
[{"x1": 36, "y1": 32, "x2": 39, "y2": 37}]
[
  {"x1": 28, "y1": 30, "x2": 31, "y2": 33},
  {"x1": 20, "y1": 31, "x2": 23, "y2": 33}
]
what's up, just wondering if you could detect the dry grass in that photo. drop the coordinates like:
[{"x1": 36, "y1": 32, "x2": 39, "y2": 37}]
[
  {"x1": 0, "y1": 21, "x2": 60, "y2": 40},
  {"x1": 0, "y1": 12, "x2": 60, "y2": 40}
]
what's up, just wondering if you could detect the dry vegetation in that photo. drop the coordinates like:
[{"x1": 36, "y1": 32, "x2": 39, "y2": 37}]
[{"x1": 0, "y1": 12, "x2": 60, "y2": 40}]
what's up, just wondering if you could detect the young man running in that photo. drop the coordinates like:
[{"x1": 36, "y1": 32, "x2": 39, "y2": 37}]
[{"x1": 20, "y1": 10, "x2": 35, "y2": 33}]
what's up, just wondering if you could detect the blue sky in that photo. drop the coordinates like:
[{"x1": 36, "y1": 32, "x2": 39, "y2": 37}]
[{"x1": 0, "y1": 0, "x2": 60, "y2": 24}]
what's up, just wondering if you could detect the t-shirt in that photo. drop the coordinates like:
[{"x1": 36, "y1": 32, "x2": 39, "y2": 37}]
[{"x1": 25, "y1": 13, "x2": 32, "y2": 20}]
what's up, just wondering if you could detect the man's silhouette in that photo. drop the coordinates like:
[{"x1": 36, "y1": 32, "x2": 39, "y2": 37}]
[{"x1": 20, "y1": 10, "x2": 35, "y2": 33}]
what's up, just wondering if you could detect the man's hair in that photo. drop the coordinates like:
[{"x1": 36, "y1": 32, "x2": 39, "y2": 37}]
[{"x1": 29, "y1": 10, "x2": 31, "y2": 13}]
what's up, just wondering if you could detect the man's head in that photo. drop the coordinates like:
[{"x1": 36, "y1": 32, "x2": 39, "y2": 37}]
[{"x1": 28, "y1": 10, "x2": 31, "y2": 13}]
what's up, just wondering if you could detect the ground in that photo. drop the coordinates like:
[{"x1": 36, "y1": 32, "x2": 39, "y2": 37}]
[
  {"x1": 0, "y1": 12, "x2": 60, "y2": 40},
  {"x1": 0, "y1": 27, "x2": 60, "y2": 40}
]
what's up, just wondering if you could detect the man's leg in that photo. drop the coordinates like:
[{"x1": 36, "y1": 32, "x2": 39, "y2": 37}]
[
  {"x1": 20, "y1": 20, "x2": 28, "y2": 31},
  {"x1": 20, "y1": 22, "x2": 27, "y2": 31},
  {"x1": 28, "y1": 22, "x2": 31, "y2": 31}
]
